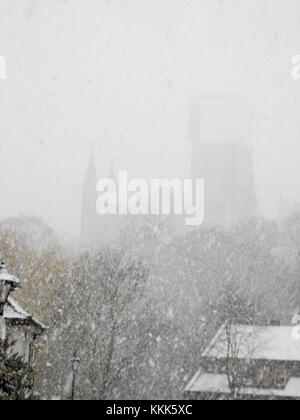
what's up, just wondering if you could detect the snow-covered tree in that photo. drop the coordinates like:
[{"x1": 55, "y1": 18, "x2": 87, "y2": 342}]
[{"x1": 0, "y1": 339, "x2": 38, "y2": 400}]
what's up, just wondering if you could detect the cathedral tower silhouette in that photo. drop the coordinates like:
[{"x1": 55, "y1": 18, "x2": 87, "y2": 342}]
[
  {"x1": 80, "y1": 150, "x2": 99, "y2": 248},
  {"x1": 189, "y1": 95, "x2": 256, "y2": 227},
  {"x1": 80, "y1": 150, "x2": 121, "y2": 249}
]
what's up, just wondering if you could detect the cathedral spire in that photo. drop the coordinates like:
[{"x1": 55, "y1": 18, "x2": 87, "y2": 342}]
[
  {"x1": 86, "y1": 148, "x2": 97, "y2": 183},
  {"x1": 108, "y1": 158, "x2": 116, "y2": 181},
  {"x1": 80, "y1": 148, "x2": 98, "y2": 249}
]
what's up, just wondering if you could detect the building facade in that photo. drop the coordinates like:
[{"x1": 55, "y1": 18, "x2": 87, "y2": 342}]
[{"x1": 3, "y1": 297, "x2": 45, "y2": 366}]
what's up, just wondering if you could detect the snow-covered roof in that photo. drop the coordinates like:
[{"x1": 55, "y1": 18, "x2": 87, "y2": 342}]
[
  {"x1": 185, "y1": 373, "x2": 300, "y2": 399},
  {"x1": 202, "y1": 323, "x2": 300, "y2": 362},
  {"x1": 0, "y1": 263, "x2": 20, "y2": 289},
  {"x1": 3, "y1": 297, "x2": 46, "y2": 334}
]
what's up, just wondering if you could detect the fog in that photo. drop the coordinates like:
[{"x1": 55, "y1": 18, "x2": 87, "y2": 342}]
[
  {"x1": 2, "y1": 1, "x2": 300, "y2": 402},
  {"x1": 0, "y1": 0, "x2": 300, "y2": 240}
]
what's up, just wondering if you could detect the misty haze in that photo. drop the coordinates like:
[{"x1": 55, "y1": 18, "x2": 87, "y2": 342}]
[{"x1": 0, "y1": 0, "x2": 300, "y2": 404}]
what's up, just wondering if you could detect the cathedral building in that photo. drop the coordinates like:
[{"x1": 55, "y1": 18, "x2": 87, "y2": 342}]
[{"x1": 81, "y1": 95, "x2": 257, "y2": 248}]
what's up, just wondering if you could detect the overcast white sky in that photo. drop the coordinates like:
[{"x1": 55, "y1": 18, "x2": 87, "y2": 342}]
[{"x1": 0, "y1": 0, "x2": 300, "y2": 240}]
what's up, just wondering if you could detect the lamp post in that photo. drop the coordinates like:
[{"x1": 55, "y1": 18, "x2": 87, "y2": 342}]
[
  {"x1": 0, "y1": 262, "x2": 20, "y2": 356},
  {"x1": 70, "y1": 351, "x2": 80, "y2": 400}
]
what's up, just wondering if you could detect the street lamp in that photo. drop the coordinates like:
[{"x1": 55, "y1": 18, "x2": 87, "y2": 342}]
[
  {"x1": 70, "y1": 351, "x2": 81, "y2": 400},
  {"x1": 0, "y1": 262, "x2": 20, "y2": 355}
]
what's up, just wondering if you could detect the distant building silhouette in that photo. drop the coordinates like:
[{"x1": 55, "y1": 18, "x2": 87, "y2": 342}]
[
  {"x1": 80, "y1": 151, "x2": 99, "y2": 248},
  {"x1": 189, "y1": 95, "x2": 256, "y2": 227},
  {"x1": 80, "y1": 151, "x2": 120, "y2": 249}
]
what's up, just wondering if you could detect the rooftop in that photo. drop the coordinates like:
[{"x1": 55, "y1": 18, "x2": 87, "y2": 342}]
[
  {"x1": 186, "y1": 373, "x2": 300, "y2": 399},
  {"x1": 202, "y1": 323, "x2": 300, "y2": 362},
  {"x1": 4, "y1": 297, "x2": 46, "y2": 335}
]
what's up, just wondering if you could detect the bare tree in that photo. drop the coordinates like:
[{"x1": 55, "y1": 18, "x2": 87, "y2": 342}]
[
  {"x1": 41, "y1": 248, "x2": 149, "y2": 400},
  {"x1": 216, "y1": 292, "x2": 259, "y2": 399}
]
